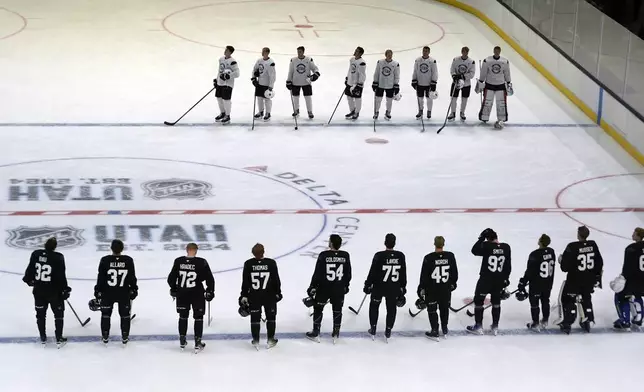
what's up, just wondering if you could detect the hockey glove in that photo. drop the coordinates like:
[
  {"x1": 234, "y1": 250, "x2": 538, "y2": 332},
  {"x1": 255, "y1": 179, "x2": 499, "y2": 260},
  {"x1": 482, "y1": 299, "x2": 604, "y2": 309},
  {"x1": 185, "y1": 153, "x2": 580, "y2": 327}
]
[
  {"x1": 393, "y1": 84, "x2": 400, "y2": 95},
  {"x1": 415, "y1": 297, "x2": 427, "y2": 310},
  {"x1": 204, "y1": 291, "x2": 214, "y2": 302},
  {"x1": 61, "y1": 287, "x2": 72, "y2": 300},
  {"x1": 276, "y1": 293, "x2": 283, "y2": 302},
  {"x1": 286, "y1": 81, "x2": 293, "y2": 90},
  {"x1": 310, "y1": 72, "x2": 320, "y2": 82},
  {"x1": 363, "y1": 284, "x2": 372, "y2": 295},
  {"x1": 449, "y1": 282, "x2": 457, "y2": 292},
  {"x1": 344, "y1": 77, "x2": 349, "y2": 87},
  {"x1": 371, "y1": 81, "x2": 378, "y2": 92},
  {"x1": 506, "y1": 82, "x2": 513, "y2": 96},
  {"x1": 169, "y1": 287, "x2": 177, "y2": 298},
  {"x1": 517, "y1": 278, "x2": 527, "y2": 292},
  {"x1": 396, "y1": 295, "x2": 406, "y2": 308},
  {"x1": 351, "y1": 85, "x2": 363, "y2": 97},
  {"x1": 503, "y1": 279, "x2": 510, "y2": 288},
  {"x1": 213, "y1": 78, "x2": 218, "y2": 87},
  {"x1": 400, "y1": 287, "x2": 407, "y2": 296},
  {"x1": 344, "y1": 286, "x2": 350, "y2": 294},
  {"x1": 452, "y1": 74, "x2": 459, "y2": 82},
  {"x1": 417, "y1": 288, "x2": 425, "y2": 299},
  {"x1": 307, "y1": 286, "x2": 317, "y2": 298},
  {"x1": 429, "y1": 81, "x2": 437, "y2": 92},
  {"x1": 239, "y1": 296, "x2": 249, "y2": 306},
  {"x1": 251, "y1": 77, "x2": 259, "y2": 87},
  {"x1": 253, "y1": 70, "x2": 260, "y2": 78},
  {"x1": 411, "y1": 80, "x2": 418, "y2": 90},
  {"x1": 23, "y1": 277, "x2": 34, "y2": 287},
  {"x1": 129, "y1": 288, "x2": 138, "y2": 300}
]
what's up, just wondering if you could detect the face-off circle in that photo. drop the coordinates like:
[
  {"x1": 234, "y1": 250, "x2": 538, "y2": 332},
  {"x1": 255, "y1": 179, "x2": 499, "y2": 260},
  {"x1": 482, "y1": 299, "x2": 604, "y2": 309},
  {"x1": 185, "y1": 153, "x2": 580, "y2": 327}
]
[
  {"x1": 0, "y1": 7, "x2": 27, "y2": 40},
  {"x1": 0, "y1": 157, "x2": 328, "y2": 280},
  {"x1": 162, "y1": 1, "x2": 445, "y2": 56}
]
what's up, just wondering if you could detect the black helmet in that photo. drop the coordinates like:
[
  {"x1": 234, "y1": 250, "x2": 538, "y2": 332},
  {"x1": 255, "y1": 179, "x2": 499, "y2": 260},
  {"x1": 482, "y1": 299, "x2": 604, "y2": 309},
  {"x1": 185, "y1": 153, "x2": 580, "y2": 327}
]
[
  {"x1": 302, "y1": 296, "x2": 315, "y2": 308},
  {"x1": 515, "y1": 289, "x2": 529, "y2": 302},
  {"x1": 415, "y1": 298, "x2": 427, "y2": 310},
  {"x1": 238, "y1": 303, "x2": 250, "y2": 317},
  {"x1": 88, "y1": 298, "x2": 101, "y2": 312}
]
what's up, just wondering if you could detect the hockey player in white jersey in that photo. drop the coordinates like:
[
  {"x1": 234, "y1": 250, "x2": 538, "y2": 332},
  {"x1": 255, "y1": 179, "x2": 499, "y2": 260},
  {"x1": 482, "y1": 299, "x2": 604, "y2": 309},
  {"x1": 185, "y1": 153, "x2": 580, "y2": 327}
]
[
  {"x1": 476, "y1": 46, "x2": 512, "y2": 129},
  {"x1": 448, "y1": 47, "x2": 476, "y2": 121},
  {"x1": 344, "y1": 47, "x2": 367, "y2": 120},
  {"x1": 411, "y1": 46, "x2": 438, "y2": 119},
  {"x1": 214, "y1": 45, "x2": 241, "y2": 124},
  {"x1": 252, "y1": 47, "x2": 276, "y2": 121},
  {"x1": 372, "y1": 49, "x2": 400, "y2": 120},
  {"x1": 286, "y1": 46, "x2": 320, "y2": 119}
]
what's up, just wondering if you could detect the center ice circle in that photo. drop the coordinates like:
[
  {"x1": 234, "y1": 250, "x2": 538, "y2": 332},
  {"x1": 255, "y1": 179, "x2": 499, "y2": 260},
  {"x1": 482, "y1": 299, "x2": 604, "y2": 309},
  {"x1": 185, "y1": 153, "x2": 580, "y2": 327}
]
[
  {"x1": 162, "y1": 1, "x2": 445, "y2": 56},
  {"x1": 0, "y1": 7, "x2": 27, "y2": 40},
  {"x1": 0, "y1": 157, "x2": 327, "y2": 281}
]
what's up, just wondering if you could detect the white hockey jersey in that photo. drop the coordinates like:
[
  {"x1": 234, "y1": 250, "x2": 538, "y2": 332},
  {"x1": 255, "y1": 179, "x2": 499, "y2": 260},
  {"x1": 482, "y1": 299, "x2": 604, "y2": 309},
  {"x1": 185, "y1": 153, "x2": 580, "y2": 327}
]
[
  {"x1": 287, "y1": 56, "x2": 320, "y2": 86},
  {"x1": 373, "y1": 59, "x2": 400, "y2": 89},
  {"x1": 412, "y1": 56, "x2": 438, "y2": 87},
  {"x1": 479, "y1": 56, "x2": 511, "y2": 86},
  {"x1": 450, "y1": 56, "x2": 476, "y2": 86},
  {"x1": 252, "y1": 57, "x2": 276, "y2": 88},
  {"x1": 217, "y1": 56, "x2": 240, "y2": 88},
  {"x1": 346, "y1": 57, "x2": 367, "y2": 87}
]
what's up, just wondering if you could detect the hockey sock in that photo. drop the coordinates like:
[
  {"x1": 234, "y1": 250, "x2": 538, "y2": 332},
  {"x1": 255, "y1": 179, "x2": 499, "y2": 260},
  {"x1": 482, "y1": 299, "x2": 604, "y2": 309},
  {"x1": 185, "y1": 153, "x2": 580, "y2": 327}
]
[
  {"x1": 313, "y1": 306, "x2": 323, "y2": 331},
  {"x1": 385, "y1": 97, "x2": 393, "y2": 113},
  {"x1": 293, "y1": 95, "x2": 300, "y2": 111},
  {"x1": 354, "y1": 98, "x2": 362, "y2": 113},
  {"x1": 417, "y1": 97, "x2": 424, "y2": 111},
  {"x1": 101, "y1": 315, "x2": 111, "y2": 338},
  {"x1": 346, "y1": 96, "x2": 355, "y2": 112},
  {"x1": 266, "y1": 320, "x2": 276, "y2": 340},
  {"x1": 120, "y1": 316, "x2": 131, "y2": 338},
  {"x1": 332, "y1": 310, "x2": 342, "y2": 330},
  {"x1": 223, "y1": 100, "x2": 232, "y2": 116},
  {"x1": 265, "y1": 98, "x2": 273, "y2": 114},
  {"x1": 491, "y1": 305, "x2": 501, "y2": 326},
  {"x1": 449, "y1": 97, "x2": 457, "y2": 113},
  {"x1": 178, "y1": 317, "x2": 188, "y2": 337},
  {"x1": 385, "y1": 310, "x2": 397, "y2": 330},
  {"x1": 251, "y1": 321, "x2": 261, "y2": 341},
  {"x1": 374, "y1": 96, "x2": 383, "y2": 112},
  {"x1": 304, "y1": 95, "x2": 313, "y2": 112},
  {"x1": 426, "y1": 96, "x2": 434, "y2": 112},
  {"x1": 368, "y1": 301, "x2": 379, "y2": 329},
  {"x1": 428, "y1": 310, "x2": 439, "y2": 331},
  {"x1": 217, "y1": 97, "x2": 225, "y2": 113},
  {"x1": 461, "y1": 97, "x2": 469, "y2": 113},
  {"x1": 54, "y1": 317, "x2": 64, "y2": 340},
  {"x1": 258, "y1": 98, "x2": 265, "y2": 113},
  {"x1": 37, "y1": 316, "x2": 46, "y2": 339},
  {"x1": 194, "y1": 318, "x2": 204, "y2": 342},
  {"x1": 530, "y1": 306, "x2": 540, "y2": 324},
  {"x1": 474, "y1": 305, "x2": 484, "y2": 325},
  {"x1": 439, "y1": 304, "x2": 450, "y2": 329}
]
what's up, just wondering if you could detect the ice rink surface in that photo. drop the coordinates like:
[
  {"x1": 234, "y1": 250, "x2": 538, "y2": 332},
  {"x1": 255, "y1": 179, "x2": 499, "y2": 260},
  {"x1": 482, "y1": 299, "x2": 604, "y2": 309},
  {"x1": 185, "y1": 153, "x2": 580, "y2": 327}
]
[{"x1": 1, "y1": 0, "x2": 643, "y2": 391}]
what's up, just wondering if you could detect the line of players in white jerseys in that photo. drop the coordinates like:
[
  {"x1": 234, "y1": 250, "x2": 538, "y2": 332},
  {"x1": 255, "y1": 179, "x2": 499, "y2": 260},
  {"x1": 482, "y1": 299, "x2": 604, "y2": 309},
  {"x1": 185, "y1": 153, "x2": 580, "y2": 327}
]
[{"x1": 212, "y1": 44, "x2": 513, "y2": 128}]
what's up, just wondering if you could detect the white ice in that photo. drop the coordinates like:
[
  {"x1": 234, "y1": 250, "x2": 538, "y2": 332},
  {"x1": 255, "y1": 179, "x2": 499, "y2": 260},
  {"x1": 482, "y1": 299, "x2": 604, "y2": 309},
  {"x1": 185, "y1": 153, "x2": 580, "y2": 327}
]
[{"x1": 0, "y1": 0, "x2": 643, "y2": 391}]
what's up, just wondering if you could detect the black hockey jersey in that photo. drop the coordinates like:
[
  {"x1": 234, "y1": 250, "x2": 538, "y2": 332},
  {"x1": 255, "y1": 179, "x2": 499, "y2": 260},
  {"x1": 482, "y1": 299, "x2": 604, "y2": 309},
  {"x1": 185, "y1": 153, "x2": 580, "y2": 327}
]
[
  {"x1": 95, "y1": 255, "x2": 137, "y2": 298},
  {"x1": 240, "y1": 257, "x2": 282, "y2": 300},
  {"x1": 309, "y1": 249, "x2": 352, "y2": 291},
  {"x1": 560, "y1": 240, "x2": 603, "y2": 287},
  {"x1": 472, "y1": 239, "x2": 511, "y2": 283},
  {"x1": 418, "y1": 251, "x2": 458, "y2": 294},
  {"x1": 364, "y1": 250, "x2": 407, "y2": 294},
  {"x1": 23, "y1": 249, "x2": 68, "y2": 295},
  {"x1": 167, "y1": 256, "x2": 215, "y2": 296},
  {"x1": 622, "y1": 241, "x2": 644, "y2": 292},
  {"x1": 520, "y1": 247, "x2": 556, "y2": 290}
]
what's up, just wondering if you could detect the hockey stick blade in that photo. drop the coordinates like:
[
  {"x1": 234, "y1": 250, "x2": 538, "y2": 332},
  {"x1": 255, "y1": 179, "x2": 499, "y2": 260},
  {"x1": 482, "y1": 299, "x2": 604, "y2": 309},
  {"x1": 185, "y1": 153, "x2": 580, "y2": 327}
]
[
  {"x1": 409, "y1": 308, "x2": 423, "y2": 317},
  {"x1": 130, "y1": 314, "x2": 136, "y2": 321},
  {"x1": 81, "y1": 317, "x2": 91, "y2": 327},
  {"x1": 163, "y1": 121, "x2": 176, "y2": 126},
  {"x1": 349, "y1": 306, "x2": 359, "y2": 315}
]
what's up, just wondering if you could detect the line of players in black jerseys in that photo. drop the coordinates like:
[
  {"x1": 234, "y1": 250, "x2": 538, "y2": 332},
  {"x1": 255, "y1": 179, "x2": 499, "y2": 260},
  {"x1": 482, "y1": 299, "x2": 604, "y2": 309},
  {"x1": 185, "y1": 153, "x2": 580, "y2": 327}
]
[
  {"x1": 209, "y1": 44, "x2": 512, "y2": 128},
  {"x1": 22, "y1": 226, "x2": 644, "y2": 351}
]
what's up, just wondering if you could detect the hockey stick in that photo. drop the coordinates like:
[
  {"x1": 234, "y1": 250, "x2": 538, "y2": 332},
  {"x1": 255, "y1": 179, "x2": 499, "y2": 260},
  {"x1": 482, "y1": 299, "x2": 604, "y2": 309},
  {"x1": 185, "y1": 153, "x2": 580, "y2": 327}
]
[
  {"x1": 418, "y1": 94, "x2": 426, "y2": 133},
  {"x1": 450, "y1": 300, "x2": 474, "y2": 313},
  {"x1": 207, "y1": 301, "x2": 212, "y2": 327},
  {"x1": 289, "y1": 92, "x2": 299, "y2": 130},
  {"x1": 130, "y1": 300, "x2": 136, "y2": 321},
  {"x1": 66, "y1": 300, "x2": 91, "y2": 327},
  {"x1": 251, "y1": 96, "x2": 257, "y2": 131},
  {"x1": 466, "y1": 288, "x2": 520, "y2": 317},
  {"x1": 164, "y1": 86, "x2": 215, "y2": 126},
  {"x1": 372, "y1": 94, "x2": 377, "y2": 133},
  {"x1": 327, "y1": 90, "x2": 345, "y2": 125},
  {"x1": 436, "y1": 83, "x2": 457, "y2": 134},
  {"x1": 349, "y1": 294, "x2": 368, "y2": 315}
]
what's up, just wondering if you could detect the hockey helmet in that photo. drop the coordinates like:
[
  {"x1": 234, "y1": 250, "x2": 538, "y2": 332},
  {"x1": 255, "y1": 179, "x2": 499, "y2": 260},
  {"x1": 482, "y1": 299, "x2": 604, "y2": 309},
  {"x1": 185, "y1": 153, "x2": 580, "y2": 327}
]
[
  {"x1": 238, "y1": 303, "x2": 250, "y2": 317},
  {"x1": 264, "y1": 89, "x2": 275, "y2": 99},
  {"x1": 414, "y1": 297, "x2": 426, "y2": 310},
  {"x1": 515, "y1": 289, "x2": 529, "y2": 302},
  {"x1": 396, "y1": 296, "x2": 407, "y2": 308},
  {"x1": 429, "y1": 91, "x2": 439, "y2": 100},
  {"x1": 456, "y1": 79, "x2": 465, "y2": 90},
  {"x1": 393, "y1": 93, "x2": 402, "y2": 101},
  {"x1": 610, "y1": 275, "x2": 626, "y2": 293},
  {"x1": 302, "y1": 296, "x2": 315, "y2": 308},
  {"x1": 506, "y1": 82, "x2": 514, "y2": 96},
  {"x1": 88, "y1": 298, "x2": 101, "y2": 312},
  {"x1": 500, "y1": 289, "x2": 511, "y2": 301}
]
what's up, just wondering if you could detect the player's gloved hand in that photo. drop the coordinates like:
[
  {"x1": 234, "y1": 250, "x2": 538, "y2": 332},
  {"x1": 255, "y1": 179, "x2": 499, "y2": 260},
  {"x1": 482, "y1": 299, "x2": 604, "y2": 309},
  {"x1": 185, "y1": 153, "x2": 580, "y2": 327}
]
[
  {"x1": 452, "y1": 74, "x2": 459, "y2": 82},
  {"x1": 506, "y1": 82, "x2": 513, "y2": 96},
  {"x1": 503, "y1": 279, "x2": 510, "y2": 288},
  {"x1": 307, "y1": 286, "x2": 317, "y2": 298},
  {"x1": 344, "y1": 77, "x2": 349, "y2": 87},
  {"x1": 61, "y1": 287, "x2": 72, "y2": 300},
  {"x1": 518, "y1": 278, "x2": 527, "y2": 292},
  {"x1": 344, "y1": 286, "x2": 350, "y2": 294},
  {"x1": 222, "y1": 69, "x2": 231, "y2": 80},
  {"x1": 310, "y1": 72, "x2": 320, "y2": 82},
  {"x1": 239, "y1": 296, "x2": 249, "y2": 306},
  {"x1": 351, "y1": 85, "x2": 362, "y2": 97},
  {"x1": 169, "y1": 287, "x2": 177, "y2": 298},
  {"x1": 251, "y1": 77, "x2": 259, "y2": 87},
  {"x1": 393, "y1": 84, "x2": 400, "y2": 95},
  {"x1": 275, "y1": 293, "x2": 283, "y2": 302},
  {"x1": 417, "y1": 288, "x2": 425, "y2": 299},
  {"x1": 204, "y1": 290, "x2": 214, "y2": 302},
  {"x1": 363, "y1": 284, "x2": 372, "y2": 295},
  {"x1": 286, "y1": 81, "x2": 293, "y2": 90},
  {"x1": 429, "y1": 81, "x2": 437, "y2": 92},
  {"x1": 400, "y1": 287, "x2": 407, "y2": 296},
  {"x1": 254, "y1": 70, "x2": 260, "y2": 78},
  {"x1": 129, "y1": 288, "x2": 138, "y2": 300},
  {"x1": 268, "y1": 86, "x2": 273, "y2": 91},
  {"x1": 449, "y1": 282, "x2": 457, "y2": 292},
  {"x1": 411, "y1": 80, "x2": 418, "y2": 90},
  {"x1": 396, "y1": 295, "x2": 406, "y2": 308},
  {"x1": 371, "y1": 81, "x2": 378, "y2": 92},
  {"x1": 22, "y1": 275, "x2": 34, "y2": 286},
  {"x1": 213, "y1": 78, "x2": 218, "y2": 87}
]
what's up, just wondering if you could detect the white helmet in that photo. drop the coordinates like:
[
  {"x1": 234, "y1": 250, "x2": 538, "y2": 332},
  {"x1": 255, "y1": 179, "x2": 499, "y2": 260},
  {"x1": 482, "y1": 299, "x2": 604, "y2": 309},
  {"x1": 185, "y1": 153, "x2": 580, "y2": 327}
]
[
  {"x1": 610, "y1": 275, "x2": 626, "y2": 293},
  {"x1": 264, "y1": 89, "x2": 275, "y2": 99},
  {"x1": 506, "y1": 82, "x2": 514, "y2": 96},
  {"x1": 393, "y1": 93, "x2": 402, "y2": 101},
  {"x1": 429, "y1": 91, "x2": 438, "y2": 100}
]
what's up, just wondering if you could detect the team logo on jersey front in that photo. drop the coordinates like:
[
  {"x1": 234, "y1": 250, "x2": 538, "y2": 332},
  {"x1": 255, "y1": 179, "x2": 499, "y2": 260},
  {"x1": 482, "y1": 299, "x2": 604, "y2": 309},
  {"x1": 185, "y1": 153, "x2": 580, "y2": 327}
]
[
  {"x1": 296, "y1": 63, "x2": 307, "y2": 74},
  {"x1": 258, "y1": 64, "x2": 265, "y2": 74},
  {"x1": 419, "y1": 63, "x2": 429, "y2": 73},
  {"x1": 491, "y1": 64, "x2": 502, "y2": 74},
  {"x1": 382, "y1": 66, "x2": 392, "y2": 77},
  {"x1": 141, "y1": 179, "x2": 213, "y2": 201},
  {"x1": 457, "y1": 64, "x2": 468, "y2": 74},
  {"x1": 350, "y1": 64, "x2": 356, "y2": 73},
  {"x1": 6, "y1": 226, "x2": 85, "y2": 250}
]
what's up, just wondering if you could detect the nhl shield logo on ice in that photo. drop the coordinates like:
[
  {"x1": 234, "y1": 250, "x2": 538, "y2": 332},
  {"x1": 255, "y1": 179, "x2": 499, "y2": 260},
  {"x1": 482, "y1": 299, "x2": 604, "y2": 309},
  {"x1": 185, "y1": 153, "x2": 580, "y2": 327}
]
[
  {"x1": 5, "y1": 226, "x2": 85, "y2": 250},
  {"x1": 141, "y1": 179, "x2": 213, "y2": 200}
]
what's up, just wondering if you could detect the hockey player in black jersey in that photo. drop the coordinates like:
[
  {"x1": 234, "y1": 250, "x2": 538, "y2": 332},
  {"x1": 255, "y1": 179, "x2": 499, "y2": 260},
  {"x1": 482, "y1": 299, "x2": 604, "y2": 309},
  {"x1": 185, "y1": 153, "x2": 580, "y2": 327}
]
[
  {"x1": 306, "y1": 234, "x2": 352, "y2": 343},
  {"x1": 611, "y1": 227, "x2": 644, "y2": 330},
  {"x1": 467, "y1": 228, "x2": 511, "y2": 335},
  {"x1": 239, "y1": 243, "x2": 282, "y2": 349},
  {"x1": 363, "y1": 233, "x2": 407, "y2": 342},
  {"x1": 167, "y1": 243, "x2": 215, "y2": 352},
  {"x1": 558, "y1": 226, "x2": 603, "y2": 334},
  {"x1": 23, "y1": 237, "x2": 71, "y2": 348},
  {"x1": 418, "y1": 236, "x2": 458, "y2": 340},
  {"x1": 516, "y1": 234, "x2": 556, "y2": 331},
  {"x1": 93, "y1": 240, "x2": 137, "y2": 345}
]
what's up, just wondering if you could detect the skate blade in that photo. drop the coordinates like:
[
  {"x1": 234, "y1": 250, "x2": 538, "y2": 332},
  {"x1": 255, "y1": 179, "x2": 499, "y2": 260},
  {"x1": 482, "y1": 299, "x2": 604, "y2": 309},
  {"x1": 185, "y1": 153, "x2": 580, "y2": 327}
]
[
  {"x1": 332, "y1": 337, "x2": 338, "y2": 345},
  {"x1": 384, "y1": 337, "x2": 389, "y2": 344},
  {"x1": 425, "y1": 335, "x2": 440, "y2": 342},
  {"x1": 306, "y1": 336, "x2": 320, "y2": 343},
  {"x1": 194, "y1": 347, "x2": 205, "y2": 354},
  {"x1": 490, "y1": 329, "x2": 498, "y2": 336},
  {"x1": 266, "y1": 342, "x2": 277, "y2": 350},
  {"x1": 466, "y1": 329, "x2": 483, "y2": 336},
  {"x1": 56, "y1": 342, "x2": 67, "y2": 349},
  {"x1": 253, "y1": 344, "x2": 260, "y2": 351}
]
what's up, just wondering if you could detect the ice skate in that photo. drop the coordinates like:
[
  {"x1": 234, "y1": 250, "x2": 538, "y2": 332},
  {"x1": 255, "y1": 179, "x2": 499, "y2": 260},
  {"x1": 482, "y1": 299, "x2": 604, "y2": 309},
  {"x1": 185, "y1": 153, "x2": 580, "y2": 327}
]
[
  {"x1": 447, "y1": 113, "x2": 456, "y2": 122},
  {"x1": 425, "y1": 330, "x2": 440, "y2": 342},
  {"x1": 215, "y1": 113, "x2": 226, "y2": 122}
]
